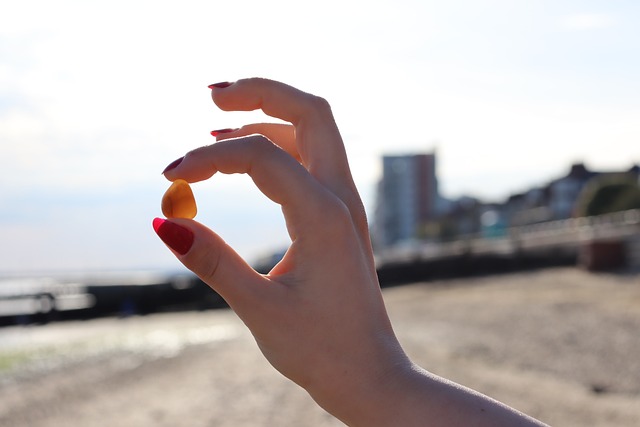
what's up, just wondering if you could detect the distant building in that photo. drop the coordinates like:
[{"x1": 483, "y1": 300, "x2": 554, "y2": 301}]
[
  {"x1": 372, "y1": 152, "x2": 438, "y2": 249},
  {"x1": 504, "y1": 163, "x2": 640, "y2": 226},
  {"x1": 373, "y1": 155, "x2": 639, "y2": 251},
  {"x1": 548, "y1": 163, "x2": 596, "y2": 220}
]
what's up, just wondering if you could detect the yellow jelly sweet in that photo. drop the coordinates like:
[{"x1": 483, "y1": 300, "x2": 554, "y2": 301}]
[{"x1": 162, "y1": 179, "x2": 197, "y2": 219}]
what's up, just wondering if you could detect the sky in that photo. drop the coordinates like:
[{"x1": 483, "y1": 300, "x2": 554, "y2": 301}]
[{"x1": 1, "y1": 0, "x2": 639, "y2": 274}]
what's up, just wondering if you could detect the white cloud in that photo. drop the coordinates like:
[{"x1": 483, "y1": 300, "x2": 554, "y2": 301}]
[{"x1": 561, "y1": 13, "x2": 615, "y2": 30}]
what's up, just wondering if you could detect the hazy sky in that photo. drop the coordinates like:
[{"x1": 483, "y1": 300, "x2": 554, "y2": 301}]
[{"x1": 1, "y1": 0, "x2": 639, "y2": 273}]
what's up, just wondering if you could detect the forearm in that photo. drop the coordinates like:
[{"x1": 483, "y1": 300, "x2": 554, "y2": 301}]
[
  {"x1": 312, "y1": 355, "x2": 548, "y2": 427},
  {"x1": 387, "y1": 365, "x2": 549, "y2": 427}
]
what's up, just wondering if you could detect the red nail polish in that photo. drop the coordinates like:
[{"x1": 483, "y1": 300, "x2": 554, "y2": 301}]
[
  {"x1": 153, "y1": 218, "x2": 194, "y2": 255},
  {"x1": 162, "y1": 157, "x2": 184, "y2": 175},
  {"x1": 208, "y1": 82, "x2": 233, "y2": 89},
  {"x1": 210, "y1": 128, "x2": 239, "y2": 137}
]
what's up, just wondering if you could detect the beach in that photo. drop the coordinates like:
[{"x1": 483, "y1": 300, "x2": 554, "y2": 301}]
[{"x1": 1, "y1": 267, "x2": 639, "y2": 426}]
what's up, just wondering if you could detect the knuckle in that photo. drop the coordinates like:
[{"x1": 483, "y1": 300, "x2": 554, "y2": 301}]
[
  {"x1": 306, "y1": 94, "x2": 332, "y2": 115},
  {"x1": 246, "y1": 133, "x2": 274, "y2": 148},
  {"x1": 241, "y1": 134, "x2": 278, "y2": 156},
  {"x1": 192, "y1": 245, "x2": 222, "y2": 286},
  {"x1": 184, "y1": 144, "x2": 208, "y2": 160},
  {"x1": 322, "y1": 197, "x2": 354, "y2": 232},
  {"x1": 346, "y1": 194, "x2": 371, "y2": 235}
]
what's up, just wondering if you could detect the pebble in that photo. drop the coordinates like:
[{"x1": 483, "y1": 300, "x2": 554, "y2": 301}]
[{"x1": 161, "y1": 179, "x2": 197, "y2": 219}]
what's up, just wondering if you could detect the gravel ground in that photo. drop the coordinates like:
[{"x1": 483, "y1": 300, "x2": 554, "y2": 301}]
[{"x1": 0, "y1": 267, "x2": 639, "y2": 426}]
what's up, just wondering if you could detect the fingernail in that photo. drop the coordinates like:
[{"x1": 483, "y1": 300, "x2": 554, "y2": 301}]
[
  {"x1": 210, "y1": 128, "x2": 239, "y2": 137},
  {"x1": 162, "y1": 157, "x2": 184, "y2": 175},
  {"x1": 208, "y1": 82, "x2": 233, "y2": 89},
  {"x1": 153, "y1": 218, "x2": 194, "y2": 255}
]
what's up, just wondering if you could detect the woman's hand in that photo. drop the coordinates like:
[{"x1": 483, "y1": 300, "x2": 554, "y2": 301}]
[
  {"x1": 155, "y1": 78, "x2": 547, "y2": 427},
  {"x1": 157, "y1": 78, "x2": 406, "y2": 423}
]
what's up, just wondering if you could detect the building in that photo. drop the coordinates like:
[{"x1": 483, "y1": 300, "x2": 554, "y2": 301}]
[
  {"x1": 503, "y1": 163, "x2": 640, "y2": 226},
  {"x1": 372, "y1": 152, "x2": 439, "y2": 250},
  {"x1": 548, "y1": 163, "x2": 596, "y2": 220}
]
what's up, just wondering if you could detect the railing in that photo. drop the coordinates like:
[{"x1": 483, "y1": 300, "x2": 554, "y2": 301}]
[
  {"x1": 510, "y1": 208, "x2": 640, "y2": 249},
  {"x1": 377, "y1": 209, "x2": 640, "y2": 266}
]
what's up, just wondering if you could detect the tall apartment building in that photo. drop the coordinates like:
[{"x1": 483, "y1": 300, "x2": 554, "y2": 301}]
[{"x1": 372, "y1": 152, "x2": 439, "y2": 250}]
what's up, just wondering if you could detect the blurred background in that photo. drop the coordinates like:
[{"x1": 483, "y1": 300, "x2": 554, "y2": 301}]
[
  {"x1": 1, "y1": 0, "x2": 639, "y2": 274},
  {"x1": 1, "y1": 1, "x2": 640, "y2": 426}
]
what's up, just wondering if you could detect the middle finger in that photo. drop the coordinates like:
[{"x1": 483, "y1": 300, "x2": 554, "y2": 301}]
[{"x1": 210, "y1": 78, "x2": 357, "y2": 200}]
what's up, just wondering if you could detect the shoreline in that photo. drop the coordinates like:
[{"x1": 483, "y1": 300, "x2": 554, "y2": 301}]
[{"x1": 1, "y1": 267, "x2": 639, "y2": 427}]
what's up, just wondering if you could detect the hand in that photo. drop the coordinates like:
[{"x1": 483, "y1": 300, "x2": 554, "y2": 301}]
[{"x1": 155, "y1": 78, "x2": 547, "y2": 427}]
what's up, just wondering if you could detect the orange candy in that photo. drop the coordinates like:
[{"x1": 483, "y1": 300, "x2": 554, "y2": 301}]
[{"x1": 161, "y1": 179, "x2": 197, "y2": 219}]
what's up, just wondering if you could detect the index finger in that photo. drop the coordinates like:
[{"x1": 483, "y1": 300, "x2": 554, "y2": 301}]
[{"x1": 164, "y1": 135, "x2": 337, "y2": 240}]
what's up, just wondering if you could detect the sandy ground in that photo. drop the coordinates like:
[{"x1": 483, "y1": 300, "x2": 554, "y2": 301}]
[{"x1": 0, "y1": 267, "x2": 639, "y2": 427}]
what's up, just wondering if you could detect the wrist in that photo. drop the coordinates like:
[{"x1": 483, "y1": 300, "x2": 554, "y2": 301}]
[{"x1": 305, "y1": 334, "x2": 415, "y2": 426}]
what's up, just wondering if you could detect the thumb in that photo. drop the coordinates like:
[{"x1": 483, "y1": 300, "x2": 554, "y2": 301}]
[{"x1": 152, "y1": 217, "x2": 269, "y2": 308}]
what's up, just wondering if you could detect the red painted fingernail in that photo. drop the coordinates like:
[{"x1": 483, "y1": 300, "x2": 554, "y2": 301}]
[
  {"x1": 162, "y1": 157, "x2": 184, "y2": 175},
  {"x1": 153, "y1": 218, "x2": 194, "y2": 255},
  {"x1": 208, "y1": 82, "x2": 233, "y2": 89},
  {"x1": 210, "y1": 128, "x2": 239, "y2": 137}
]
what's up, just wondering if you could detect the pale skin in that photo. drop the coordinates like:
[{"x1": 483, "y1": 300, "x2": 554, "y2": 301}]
[{"x1": 156, "y1": 78, "x2": 548, "y2": 427}]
